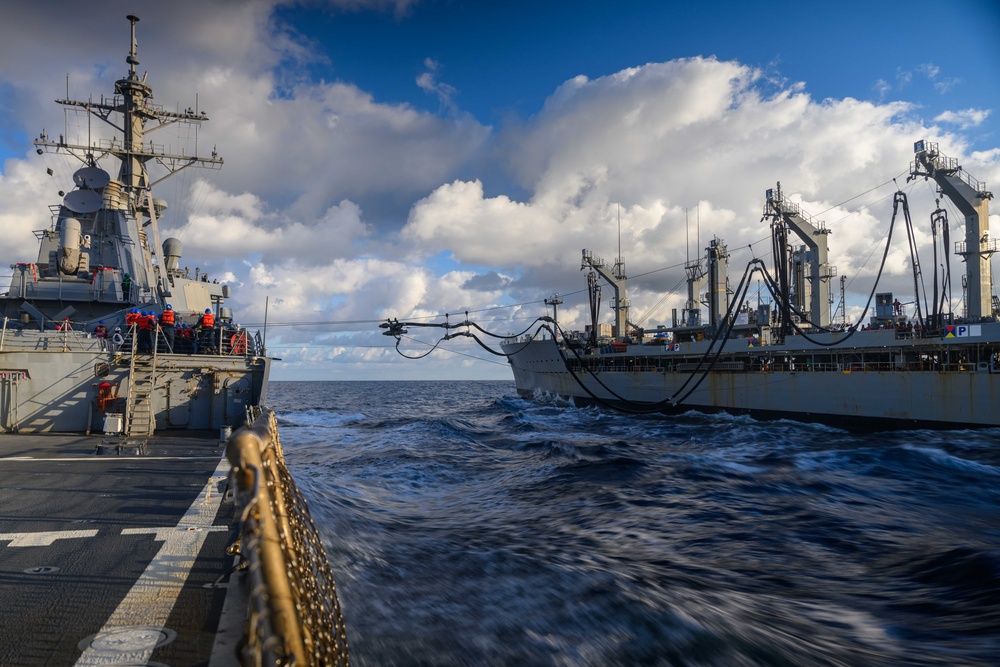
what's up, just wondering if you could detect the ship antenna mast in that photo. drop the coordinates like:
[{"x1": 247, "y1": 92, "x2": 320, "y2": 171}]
[
  {"x1": 612, "y1": 202, "x2": 626, "y2": 284},
  {"x1": 127, "y1": 14, "x2": 140, "y2": 76},
  {"x1": 685, "y1": 208, "x2": 690, "y2": 266}
]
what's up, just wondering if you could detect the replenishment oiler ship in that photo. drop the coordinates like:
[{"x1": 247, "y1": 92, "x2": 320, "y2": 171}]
[
  {"x1": 385, "y1": 142, "x2": 998, "y2": 429},
  {"x1": 0, "y1": 16, "x2": 348, "y2": 666},
  {"x1": 499, "y1": 143, "x2": 998, "y2": 429}
]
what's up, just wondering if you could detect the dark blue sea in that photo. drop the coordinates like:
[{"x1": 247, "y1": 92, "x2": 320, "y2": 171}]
[{"x1": 266, "y1": 381, "x2": 1000, "y2": 666}]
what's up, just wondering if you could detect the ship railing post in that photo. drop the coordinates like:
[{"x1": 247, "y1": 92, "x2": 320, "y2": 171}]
[{"x1": 1, "y1": 316, "x2": 7, "y2": 352}]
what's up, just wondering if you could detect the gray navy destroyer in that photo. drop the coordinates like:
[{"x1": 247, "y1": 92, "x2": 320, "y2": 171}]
[
  {"x1": 0, "y1": 17, "x2": 268, "y2": 436},
  {"x1": 0, "y1": 16, "x2": 348, "y2": 666},
  {"x1": 497, "y1": 144, "x2": 999, "y2": 429}
]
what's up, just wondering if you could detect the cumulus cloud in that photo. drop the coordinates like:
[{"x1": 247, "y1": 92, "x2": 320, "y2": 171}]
[
  {"x1": 1, "y1": 3, "x2": 997, "y2": 380},
  {"x1": 934, "y1": 108, "x2": 991, "y2": 130},
  {"x1": 169, "y1": 182, "x2": 370, "y2": 264}
]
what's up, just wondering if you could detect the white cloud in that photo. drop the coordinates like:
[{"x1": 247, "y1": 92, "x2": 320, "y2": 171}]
[
  {"x1": 934, "y1": 108, "x2": 991, "y2": 130},
  {"x1": 417, "y1": 58, "x2": 459, "y2": 111},
  {"x1": 1, "y1": 4, "x2": 997, "y2": 381},
  {"x1": 917, "y1": 63, "x2": 941, "y2": 80}
]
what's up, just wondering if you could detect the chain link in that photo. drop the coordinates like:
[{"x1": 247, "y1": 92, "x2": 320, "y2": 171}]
[{"x1": 230, "y1": 407, "x2": 350, "y2": 666}]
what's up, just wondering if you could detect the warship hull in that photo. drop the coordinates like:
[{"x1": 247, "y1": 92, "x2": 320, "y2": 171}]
[{"x1": 503, "y1": 324, "x2": 1000, "y2": 429}]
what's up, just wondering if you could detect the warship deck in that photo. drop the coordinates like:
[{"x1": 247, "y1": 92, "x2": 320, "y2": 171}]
[{"x1": 0, "y1": 431, "x2": 243, "y2": 666}]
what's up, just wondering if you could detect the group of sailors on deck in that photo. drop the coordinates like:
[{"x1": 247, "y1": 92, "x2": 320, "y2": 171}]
[
  {"x1": 119, "y1": 305, "x2": 218, "y2": 354},
  {"x1": 73, "y1": 306, "x2": 234, "y2": 355}
]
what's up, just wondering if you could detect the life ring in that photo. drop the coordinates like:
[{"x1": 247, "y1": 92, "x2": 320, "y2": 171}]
[{"x1": 230, "y1": 332, "x2": 247, "y2": 355}]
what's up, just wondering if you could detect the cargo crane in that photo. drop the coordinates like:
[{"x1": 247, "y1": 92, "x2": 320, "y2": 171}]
[{"x1": 909, "y1": 140, "x2": 995, "y2": 320}]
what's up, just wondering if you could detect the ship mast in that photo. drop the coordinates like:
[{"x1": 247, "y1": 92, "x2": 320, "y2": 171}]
[
  {"x1": 32, "y1": 15, "x2": 224, "y2": 303},
  {"x1": 909, "y1": 140, "x2": 995, "y2": 320}
]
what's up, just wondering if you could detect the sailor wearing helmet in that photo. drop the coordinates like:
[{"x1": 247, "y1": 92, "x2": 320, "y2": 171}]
[
  {"x1": 159, "y1": 304, "x2": 176, "y2": 353},
  {"x1": 111, "y1": 327, "x2": 124, "y2": 351}
]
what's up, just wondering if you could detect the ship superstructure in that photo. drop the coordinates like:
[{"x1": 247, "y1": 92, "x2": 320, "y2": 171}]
[{"x1": 0, "y1": 15, "x2": 269, "y2": 435}]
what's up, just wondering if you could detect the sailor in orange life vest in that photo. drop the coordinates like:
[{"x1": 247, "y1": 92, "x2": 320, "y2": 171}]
[
  {"x1": 159, "y1": 305, "x2": 176, "y2": 353},
  {"x1": 198, "y1": 308, "x2": 216, "y2": 352},
  {"x1": 145, "y1": 311, "x2": 158, "y2": 352},
  {"x1": 137, "y1": 310, "x2": 151, "y2": 353}
]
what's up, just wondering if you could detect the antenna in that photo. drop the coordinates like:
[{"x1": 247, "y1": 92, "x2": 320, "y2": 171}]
[
  {"x1": 263, "y1": 295, "x2": 269, "y2": 356},
  {"x1": 617, "y1": 202, "x2": 621, "y2": 267},
  {"x1": 685, "y1": 208, "x2": 690, "y2": 265},
  {"x1": 126, "y1": 15, "x2": 140, "y2": 75}
]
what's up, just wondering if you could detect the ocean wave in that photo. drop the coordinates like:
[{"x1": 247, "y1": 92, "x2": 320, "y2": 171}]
[{"x1": 270, "y1": 380, "x2": 1000, "y2": 666}]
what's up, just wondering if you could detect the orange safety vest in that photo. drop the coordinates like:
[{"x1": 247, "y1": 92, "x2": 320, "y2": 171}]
[
  {"x1": 96, "y1": 382, "x2": 114, "y2": 412},
  {"x1": 160, "y1": 309, "x2": 175, "y2": 325},
  {"x1": 201, "y1": 312, "x2": 215, "y2": 328},
  {"x1": 125, "y1": 312, "x2": 138, "y2": 326}
]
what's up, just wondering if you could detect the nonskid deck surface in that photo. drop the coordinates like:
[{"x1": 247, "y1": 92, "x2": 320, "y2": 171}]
[{"x1": 0, "y1": 432, "x2": 239, "y2": 666}]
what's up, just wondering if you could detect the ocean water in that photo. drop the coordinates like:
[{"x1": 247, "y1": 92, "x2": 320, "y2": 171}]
[{"x1": 265, "y1": 380, "x2": 1000, "y2": 666}]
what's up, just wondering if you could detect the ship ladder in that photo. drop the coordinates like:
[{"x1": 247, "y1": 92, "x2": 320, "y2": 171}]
[{"x1": 123, "y1": 324, "x2": 158, "y2": 438}]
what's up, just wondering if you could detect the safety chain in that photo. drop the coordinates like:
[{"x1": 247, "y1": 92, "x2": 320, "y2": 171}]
[{"x1": 227, "y1": 408, "x2": 350, "y2": 666}]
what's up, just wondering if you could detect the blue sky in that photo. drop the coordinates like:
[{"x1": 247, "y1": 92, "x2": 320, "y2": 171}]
[
  {"x1": 272, "y1": 0, "x2": 999, "y2": 144},
  {"x1": 1, "y1": 0, "x2": 998, "y2": 380}
]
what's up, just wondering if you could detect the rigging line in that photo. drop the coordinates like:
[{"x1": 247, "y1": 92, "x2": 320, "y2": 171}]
[
  {"x1": 257, "y1": 310, "x2": 549, "y2": 328},
  {"x1": 826, "y1": 179, "x2": 916, "y2": 226},
  {"x1": 627, "y1": 235, "x2": 774, "y2": 283},
  {"x1": 381, "y1": 296, "x2": 574, "y2": 324},
  {"x1": 835, "y1": 180, "x2": 918, "y2": 293},
  {"x1": 634, "y1": 274, "x2": 688, "y2": 326},
  {"x1": 240, "y1": 312, "x2": 546, "y2": 330},
  {"x1": 814, "y1": 171, "x2": 908, "y2": 218}
]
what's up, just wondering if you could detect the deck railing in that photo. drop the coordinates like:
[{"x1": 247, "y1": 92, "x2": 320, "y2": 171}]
[
  {"x1": 0, "y1": 317, "x2": 261, "y2": 358},
  {"x1": 226, "y1": 408, "x2": 350, "y2": 667}
]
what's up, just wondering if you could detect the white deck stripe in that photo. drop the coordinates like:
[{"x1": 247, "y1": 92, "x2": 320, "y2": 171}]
[
  {"x1": 0, "y1": 529, "x2": 98, "y2": 547},
  {"x1": 74, "y1": 459, "x2": 232, "y2": 666}
]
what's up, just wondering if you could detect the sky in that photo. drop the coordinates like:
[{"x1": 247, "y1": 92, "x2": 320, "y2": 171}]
[{"x1": 1, "y1": 0, "x2": 998, "y2": 381}]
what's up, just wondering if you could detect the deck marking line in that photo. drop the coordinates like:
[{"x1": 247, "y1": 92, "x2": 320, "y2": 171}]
[
  {"x1": 74, "y1": 458, "x2": 232, "y2": 667},
  {"x1": 0, "y1": 529, "x2": 98, "y2": 547}
]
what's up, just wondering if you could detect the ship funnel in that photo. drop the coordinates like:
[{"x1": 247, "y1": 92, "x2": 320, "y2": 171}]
[{"x1": 163, "y1": 237, "x2": 183, "y2": 272}]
